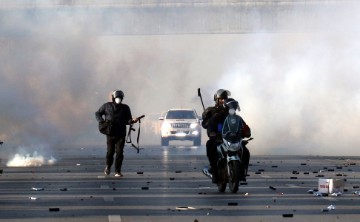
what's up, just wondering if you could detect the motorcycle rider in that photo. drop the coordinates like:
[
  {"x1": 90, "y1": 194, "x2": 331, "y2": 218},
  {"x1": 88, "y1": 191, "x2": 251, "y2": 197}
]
[
  {"x1": 95, "y1": 90, "x2": 139, "y2": 177},
  {"x1": 202, "y1": 89, "x2": 231, "y2": 183},
  {"x1": 222, "y1": 98, "x2": 251, "y2": 180}
]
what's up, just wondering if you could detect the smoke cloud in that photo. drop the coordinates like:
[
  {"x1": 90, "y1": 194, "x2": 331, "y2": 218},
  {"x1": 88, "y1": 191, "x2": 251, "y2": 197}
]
[
  {"x1": 0, "y1": 2, "x2": 359, "y2": 158},
  {"x1": 6, "y1": 149, "x2": 56, "y2": 167}
]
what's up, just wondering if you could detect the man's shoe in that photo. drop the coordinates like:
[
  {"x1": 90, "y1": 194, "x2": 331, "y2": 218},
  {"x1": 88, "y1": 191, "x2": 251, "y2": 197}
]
[
  {"x1": 114, "y1": 172, "x2": 123, "y2": 177},
  {"x1": 211, "y1": 172, "x2": 218, "y2": 183},
  {"x1": 104, "y1": 166, "x2": 110, "y2": 175}
]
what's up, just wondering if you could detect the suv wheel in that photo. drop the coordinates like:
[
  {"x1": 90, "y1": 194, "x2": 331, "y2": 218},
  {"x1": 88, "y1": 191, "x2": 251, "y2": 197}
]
[{"x1": 161, "y1": 137, "x2": 169, "y2": 146}]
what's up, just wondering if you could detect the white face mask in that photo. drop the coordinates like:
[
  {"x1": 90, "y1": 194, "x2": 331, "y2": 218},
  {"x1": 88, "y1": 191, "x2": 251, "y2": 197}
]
[
  {"x1": 229, "y1": 109, "x2": 236, "y2": 115},
  {"x1": 115, "y1": 98, "x2": 121, "y2": 104}
]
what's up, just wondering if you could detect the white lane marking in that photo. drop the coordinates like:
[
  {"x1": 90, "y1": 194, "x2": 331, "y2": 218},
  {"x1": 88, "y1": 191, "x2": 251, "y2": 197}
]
[
  {"x1": 261, "y1": 175, "x2": 271, "y2": 178},
  {"x1": 104, "y1": 197, "x2": 114, "y2": 201},
  {"x1": 322, "y1": 197, "x2": 338, "y2": 201},
  {"x1": 98, "y1": 176, "x2": 106, "y2": 179},
  {"x1": 108, "y1": 215, "x2": 121, "y2": 222},
  {"x1": 101, "y1": 185, "x2": 109, "y2": 189},
  {"x1": 286, "y1": 184, "x2": 301, "y2": 188}
]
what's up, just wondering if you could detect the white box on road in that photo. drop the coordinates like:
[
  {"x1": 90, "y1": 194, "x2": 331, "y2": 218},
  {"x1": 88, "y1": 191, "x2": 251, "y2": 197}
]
[{"x1": 318, "y1": 178, "x2": 345, "y2": 194}]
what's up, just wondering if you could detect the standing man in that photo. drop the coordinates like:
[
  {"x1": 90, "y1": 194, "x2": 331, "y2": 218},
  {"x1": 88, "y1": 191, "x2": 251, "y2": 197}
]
[
  {"x1": 95, "y1": 90, "x2": 138, "y2": 177},
  {"x1": 201, "y1": 89, "x2": 231, "y2": 183}
]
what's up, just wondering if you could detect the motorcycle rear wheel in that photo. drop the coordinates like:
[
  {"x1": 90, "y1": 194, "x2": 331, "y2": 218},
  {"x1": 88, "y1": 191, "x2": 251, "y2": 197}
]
[{"x1": 228, "y1": 161, "x2": 240, "y2": 193}]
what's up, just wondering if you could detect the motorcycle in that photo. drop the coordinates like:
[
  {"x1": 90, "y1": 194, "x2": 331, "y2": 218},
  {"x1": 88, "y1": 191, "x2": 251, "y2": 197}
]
[
  {"x1": 198, "y1": 89, "x2": 252, "y2": 193},
  {"x1": 203, "y1": 136, "x2": 253, "y2": 193},
  {"x1": 202, "y1": 102, "x2": 253, "y2": 193}
]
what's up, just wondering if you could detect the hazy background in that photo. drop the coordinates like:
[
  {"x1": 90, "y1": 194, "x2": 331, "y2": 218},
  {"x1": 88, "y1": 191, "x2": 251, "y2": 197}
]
[{"x1": 0, "y1": 1, "x2": 360, "y2": 161}]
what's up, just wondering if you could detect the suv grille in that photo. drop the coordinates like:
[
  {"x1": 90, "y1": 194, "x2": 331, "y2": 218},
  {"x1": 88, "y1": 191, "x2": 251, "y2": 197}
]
[{"x1": 171, "y1": 123, "x2": 190, "y2": 128}]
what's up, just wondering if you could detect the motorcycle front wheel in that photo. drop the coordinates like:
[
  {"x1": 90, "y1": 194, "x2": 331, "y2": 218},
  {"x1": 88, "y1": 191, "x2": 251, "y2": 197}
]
[
  {"x1": 217, "y1": 162, "x2": 227, "y2": 192},
  {"x1": 228, "y1": 161, "x2": 240, "y2": 193}
]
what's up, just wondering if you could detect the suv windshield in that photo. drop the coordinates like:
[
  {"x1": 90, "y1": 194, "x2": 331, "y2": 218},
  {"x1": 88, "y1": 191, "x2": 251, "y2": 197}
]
[{"x1": 166, "y1": 110, "x2": 196, "y2": 119}]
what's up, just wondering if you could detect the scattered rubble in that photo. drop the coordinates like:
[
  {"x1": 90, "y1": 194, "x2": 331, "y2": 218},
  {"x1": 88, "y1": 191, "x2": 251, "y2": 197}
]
[
  {"x1": 322, "y1": 205, "x2": 336, "y2": 212},
  {"x1": 282, "y1": 214, "x2": 294, "y2": 217},
  {"x1": 49, "y1": 208, "x2": 60, "y2": 212},
  {"x1": 32, "y1": 187, "x2": 44, "y2": 191},
  {"x1": 269, "y1": 186, "x2": 276, "y2": 191},
  {"x1": 228, "y1": 202, "x2": 238, "y2": 206},
  {"x1": 176, "y1": 206, "x2": 196, "y2": 210}
]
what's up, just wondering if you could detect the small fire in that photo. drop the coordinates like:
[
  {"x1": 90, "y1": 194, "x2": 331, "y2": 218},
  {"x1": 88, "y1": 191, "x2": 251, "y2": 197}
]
[{"x1": 6, "y1": 151, "x2": 56, "y2": 167}]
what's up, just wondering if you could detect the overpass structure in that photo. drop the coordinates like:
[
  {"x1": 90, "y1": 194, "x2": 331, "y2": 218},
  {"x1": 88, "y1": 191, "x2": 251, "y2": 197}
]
[{"x1": 0, "y1": 1, "x2": 358, "y2": 35}]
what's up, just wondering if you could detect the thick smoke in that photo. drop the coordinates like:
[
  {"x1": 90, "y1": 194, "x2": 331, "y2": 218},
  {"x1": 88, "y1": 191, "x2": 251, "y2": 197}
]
[
  {"x1": 0, "y1": 2, "x2": 359, "y2": 159},
  {"x1": 219, "y1": 33, "x2": 360, "y2": 155}
]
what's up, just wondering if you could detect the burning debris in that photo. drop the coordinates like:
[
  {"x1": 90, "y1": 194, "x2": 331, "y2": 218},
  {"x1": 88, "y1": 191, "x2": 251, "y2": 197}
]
[{"x1": 6, "y1": 151, "x2": 56, "y2": 167}]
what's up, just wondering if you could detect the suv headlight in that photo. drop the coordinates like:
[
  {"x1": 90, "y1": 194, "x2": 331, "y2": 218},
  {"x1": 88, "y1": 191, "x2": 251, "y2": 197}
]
[
  {"x1": 161, "y1": 123, "x2": 172, "y2": 133},
  {"x1": 190, "y1": 123, "x2": 199, "y2": 129}
]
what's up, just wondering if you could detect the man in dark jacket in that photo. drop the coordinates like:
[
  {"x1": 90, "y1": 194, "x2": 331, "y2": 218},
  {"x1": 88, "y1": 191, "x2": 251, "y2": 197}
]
[
  {"x1": 201, "y1": 89, "x2": 231, "y2": 183},
  {"x1": 95, "y1": 90, "x2": 138, "y2": 177}
]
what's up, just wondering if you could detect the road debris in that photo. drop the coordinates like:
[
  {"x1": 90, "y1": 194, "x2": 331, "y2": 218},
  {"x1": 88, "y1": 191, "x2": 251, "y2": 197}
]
[
  {"x1": 32, "y1": 187, "x2": 44, "y2": 191},
  {"x1": 49, "y1": 208, "x2": 60, "y2": 212},
  {"x1": 331, "y1": 192, "x2": 342, "y2": 196},
  {"x1": 322, "y1": 205, "x2": 336, "y2": 212},
  {"x1": 176, "y1": 206, "x2": 196, "y2": 210},
  {"x1": 307, "y1": 189, "x2": 318, "y2": 194},
  {"x1": 282, "y1": 214, "x2": 294, "y2": 217},
  {"x1": 269, "y1": 186, "x2": 276, "y2": 190}
]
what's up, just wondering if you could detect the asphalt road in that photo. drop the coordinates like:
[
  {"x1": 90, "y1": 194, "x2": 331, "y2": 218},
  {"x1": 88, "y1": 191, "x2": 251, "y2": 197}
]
[{"x1": 1, "y1": 144, "x2": 360, "y2": 222}]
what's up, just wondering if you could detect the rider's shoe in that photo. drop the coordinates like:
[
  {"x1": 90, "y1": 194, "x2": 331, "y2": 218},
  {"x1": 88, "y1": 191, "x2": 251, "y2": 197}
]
[
  {"x1": 212, "y1": 175, "x2": 218, "y2": 183},
  {"x1": 211, "y1": 171, "x2": 218, "y2": 183}
]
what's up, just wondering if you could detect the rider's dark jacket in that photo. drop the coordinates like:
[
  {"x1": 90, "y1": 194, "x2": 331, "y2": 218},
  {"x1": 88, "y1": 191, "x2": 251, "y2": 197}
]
[{"x1": 202, "y1": 105, "x2": 228, "y2": 139}]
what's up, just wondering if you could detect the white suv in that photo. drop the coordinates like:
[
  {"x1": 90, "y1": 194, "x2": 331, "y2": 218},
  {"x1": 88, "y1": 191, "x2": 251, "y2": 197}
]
[{"x1": 159, "y1": 109, "x2": 202, "y2": 146}]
